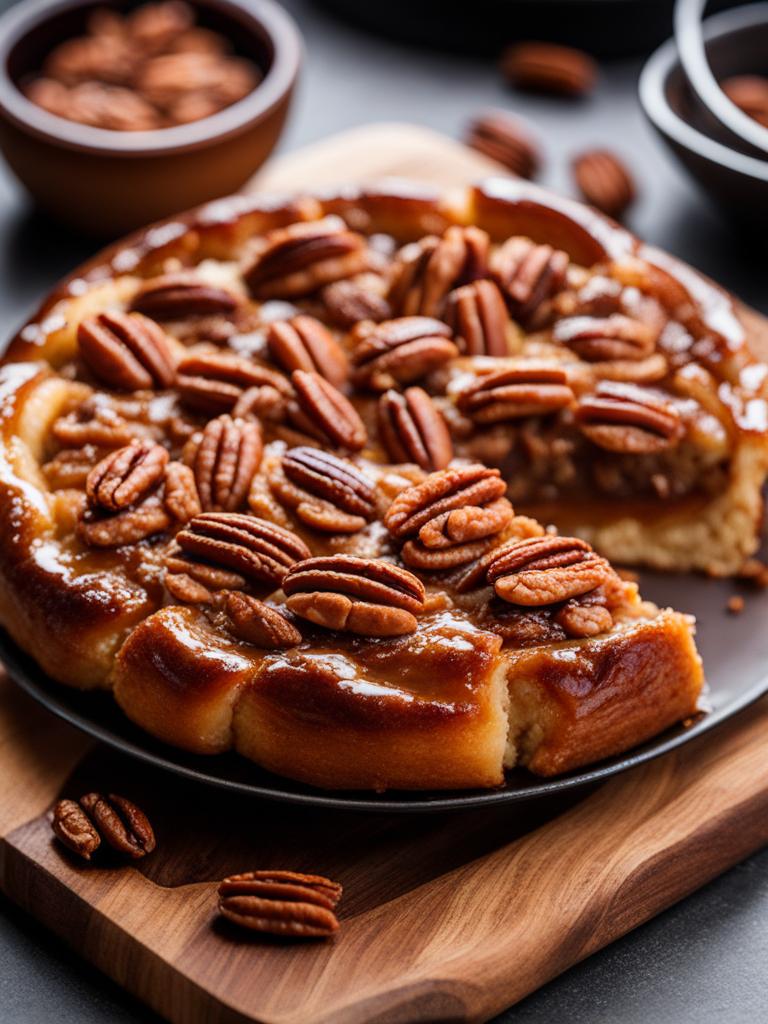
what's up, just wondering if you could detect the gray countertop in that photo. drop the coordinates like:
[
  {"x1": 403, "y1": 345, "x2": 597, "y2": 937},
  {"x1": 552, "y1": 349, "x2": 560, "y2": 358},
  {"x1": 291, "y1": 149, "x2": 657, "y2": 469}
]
[{"x1": 0, "y1": 2, "x2": 766, "y2": 1021}]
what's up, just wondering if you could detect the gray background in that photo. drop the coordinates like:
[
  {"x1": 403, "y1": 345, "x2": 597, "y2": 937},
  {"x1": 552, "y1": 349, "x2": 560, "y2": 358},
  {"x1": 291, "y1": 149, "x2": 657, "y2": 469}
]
[{"x1": 0, "y1": 1, "x2": 767, "y2": 1020}]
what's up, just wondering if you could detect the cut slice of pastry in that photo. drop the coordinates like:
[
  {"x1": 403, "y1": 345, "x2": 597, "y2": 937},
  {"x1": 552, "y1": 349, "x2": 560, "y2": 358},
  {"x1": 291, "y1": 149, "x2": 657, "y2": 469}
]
[{"x1": 1, "y1": 175, "x2": 755, "y2": 790}]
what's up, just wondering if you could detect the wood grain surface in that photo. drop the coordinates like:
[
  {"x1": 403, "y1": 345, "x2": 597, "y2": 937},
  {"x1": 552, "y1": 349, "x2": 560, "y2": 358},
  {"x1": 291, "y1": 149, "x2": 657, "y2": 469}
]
[{"x1": 0, "y1": 125, "x2": 767, "y2": 1024}]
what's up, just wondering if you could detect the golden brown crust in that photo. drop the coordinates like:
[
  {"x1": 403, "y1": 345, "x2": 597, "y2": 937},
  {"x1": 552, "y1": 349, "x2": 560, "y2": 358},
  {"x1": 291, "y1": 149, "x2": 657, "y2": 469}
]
[{"x1": 0, "y1": 178, "x2": 734, "y2": 788}]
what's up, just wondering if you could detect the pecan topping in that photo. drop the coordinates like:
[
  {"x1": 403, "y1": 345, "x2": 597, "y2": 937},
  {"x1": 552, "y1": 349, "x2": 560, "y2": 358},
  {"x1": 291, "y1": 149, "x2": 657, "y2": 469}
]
[
  {"x1": 576, "y1": 382, "x2": 684, "y2": 454},
  {"x1": 52, "y1": 402, "x2": 141, "y2": 449},
  {"x1": 188, "y1": 414, "x2": 262, "y2": 512},
  {"x1": 218, "y1": 870, "x2": 342, "y2": 939},
  {"x1": 163, "y1": 460, "x2": 202, "y2": 522},
  {"x1": 288, "y1": 370, "x2": 367, "y2": 451},
  {"x1": 553, "y1": 314, "x2": 657, "y2": 362},
  {"x1": 501, "y1": 42, "x2": 597, "y2": 97},
  {"x1": 53, "y1": 793, "x2": 155, "y2": 861},
  {"x1": 464, "y1": 110, "x2": 540, "y2": 179},
  {"x1": 572, "y1": 149, "x2": 636, "y2": 220},
  {"x1": 79, "y1": 493, "x2": 172, "y2": 548},
  {"x1": 173, "y1": 512, "x2": 311, "y2": 589},
  {"x1": 284, "y1": 555, "x2": 425, "y2": 637},
  {"x1": 457, "y1": 364, "x2": 574, "y2": 423},
  {"x1": 486, "y1": 536, "x2": 612, "y2": 606},
  {"x1": 321, "y1": 276, "x2": 392, "y2": 328},
  {"x1": 377, "y1": 387, "x2": 453, "y2": 471},
  {"x1": 130, "y1": 271, "x2": 240, "y2": 320},
  {"x1": 51, "y1": 799, "x2": 101, "y2": 861},
  {"x1": 267, "y1": 315, "x2": 348, "y2": 388},
  {"x1": 555, "y1": 596, "x2": 614, "y2": 638},
  {"x1": 164, "y1": 555, "x2": 246, "y2": 604},
  {"x1": 446, "y1": 279, "x2": 511, "y2": 357},
  {"x1": 78, "y1": 311, "x2": 176, "y2": 391},
  {"x1": 491, "y1": 237, "x2": 569, "y2": 324},
  {"x1": 385, "y1": 464, "x2": 513, "y2": 570},
  {"x1": 350, "y1": 317, "x2": 459, "y2": 391},
  {"x1": 176, "y1": 352, "x2": 290, "y2": 415},
  {"x1": 388, "y1": 226, "x2": 489, "y2": 317},
  {"x1": 272, "y1": 446, "x2": 376, "y2": 533},
  {"x1": 244, "y1": 217, "x2": 369, "y2": 299},
  {"x1": 224, "y1": 592, "x2": 302, "y2": 648},
  {"x1": 86, "y1": 439, "x2": 168, "y2": 512}
]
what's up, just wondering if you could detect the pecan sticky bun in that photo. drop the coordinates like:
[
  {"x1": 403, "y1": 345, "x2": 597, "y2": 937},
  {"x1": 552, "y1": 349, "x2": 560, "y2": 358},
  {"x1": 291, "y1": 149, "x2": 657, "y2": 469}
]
[{"x1": 9, "y1": 176, "x2": 768, "y2": 791}]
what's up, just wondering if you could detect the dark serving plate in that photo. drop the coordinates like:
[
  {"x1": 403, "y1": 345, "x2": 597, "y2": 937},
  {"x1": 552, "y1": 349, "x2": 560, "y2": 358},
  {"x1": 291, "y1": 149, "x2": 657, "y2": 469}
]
[{"x1": 1, "y1": 565, "x2": 767, "y2": 812}]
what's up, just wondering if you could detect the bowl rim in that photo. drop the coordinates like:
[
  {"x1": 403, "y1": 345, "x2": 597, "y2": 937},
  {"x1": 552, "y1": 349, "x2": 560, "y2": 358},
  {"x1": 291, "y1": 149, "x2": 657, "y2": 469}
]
[
  {"x1": 639, "y1": 0, "x2": 768, "y2": 184},
  {"x1": 0, "y1": 0, "x2": 302, "y2": 157}
]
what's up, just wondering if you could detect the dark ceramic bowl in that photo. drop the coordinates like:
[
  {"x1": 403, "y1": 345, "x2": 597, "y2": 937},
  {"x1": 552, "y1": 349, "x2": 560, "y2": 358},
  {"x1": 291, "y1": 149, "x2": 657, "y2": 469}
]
[
  {"x1": 639, "y1": 2, "x2": 768, "y2": 229},
  {"x1": 0, "y1": 0, "x2": 301, "y2": 236}
]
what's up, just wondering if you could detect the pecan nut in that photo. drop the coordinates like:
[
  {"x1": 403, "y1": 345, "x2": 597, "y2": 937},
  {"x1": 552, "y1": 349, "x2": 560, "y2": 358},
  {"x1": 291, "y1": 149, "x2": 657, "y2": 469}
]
[
  {"x1": 501, "y1": 42, "x2": 597, "y2": 97},
  {"x1": 78, "y1": 493, "x2": 172, "y2": 547},
  {"x1": 553, "y1": 314, "x2": 657, "y2": 362},
  {"x1": 164, "y1": 555, "x2": 247, "y2": 604},
  {"x1": 51, "y1": 799, "x2": 101, "y2": 861},
  {"x1": 572, "y1": 150, "x2": 636, "y2": 220},
  {"x1": 86, "y1": 438, "x2": 169, "y2": 512},
  {"x1": 284, "y1": 555, "x2": 425, "y2": 637},
  {"x1": 271, "y1": 446, "x2": 376, "y2": 533},
  {"x1": 575, "y1": 382, "x2": 684, "y2": 453},
  {"x1": 163, "y1": 460, "x2": 202, "y2": 522},
  {"x1": 288, "y1": 370, "x2": 367, "y2": 451},
  {"x1": 217, "y1": 870, "x2": 342, "y2": 939},
  {"x1": 555, "y1": 596, "x2": 614, "y2": 638},
  {"x1": 385, "y1": 464, "x2": 513, "y2": 569},
  {"x1": 321, "y1": 276, "x2": 392, "y2": 328},
  {"x1": 78, "y1": 792, "x2": 156, "y2": 858},
  {"x1": 173, "y1": 512, "x2": 311, "y2": 589},
  {"x1": 52, "y1": 402, "x2": 141, "y2": 449},
  {"x1": 130, "y1": 271, "x2": 240, "y2": 320},
  {"x1": 224, "y1": 592, "x2": 302, "y2": 648},
  {"x1": 244, "y1": 216, "x2": 369, "y2": 299},
  {"x1": 486, "y1": 535, "x2": 612, "y2": 606},
  {"x1": 176, "y1": 352, "x2": 291, "y2": 415},
  {"x1": 457, "y1": 363, "x2": 574, "y2": 423},
  {"x1": 377, "y1": 387, "x2": 453, "y2": 471},
  {"x1": 463, "y1": 110, "x2": 540, "y2": 179},
  {"x1": 267, "y1": 315, "x2": 348, "y2": 388},
  {"x1": 78, "y1": 311, "x2": 176, "y2": 391},
  {"x1": 53, "y1": 793, "x2": 155, "y2": 861},
  {"x1": 187, "y1": 414, "x2": 262, "y2": 512},
  {"x1": 491, "y1": 237, "x2": 569, "y2": 324},
  {"x1": 721, "y1": 75, "x2": 768, "y2": 127},
  {"x1": 446, "y1": 279, "x2": 511, "y2": 357},
  {"x1": 350, "y1": 316, "x2": 459, "y2": 391},
  {"x1": 388, "y1": 225, "x2": 489, "y2": 317}
]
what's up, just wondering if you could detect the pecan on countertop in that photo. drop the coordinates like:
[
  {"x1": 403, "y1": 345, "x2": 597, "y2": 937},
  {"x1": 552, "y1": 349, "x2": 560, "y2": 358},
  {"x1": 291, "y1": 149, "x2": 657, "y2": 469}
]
[
  {"x1": 218, "y1": 870, "x2": 342, "y2": 939},
  {"x1": 463, "y1": 110, "x2": 540, "y2": 179},
  {"x1": 283, "y1": 555, "x2": 425, "y2": 637},
  {"x1": 572, "y1": 149, "x2": 636, "y2": 219},
  {"x1": 52, "y1": 793, "x2": 155, "y2": 861},
  {"x1": 501, "y1": 42, "x2": 597, "y2": 97}
]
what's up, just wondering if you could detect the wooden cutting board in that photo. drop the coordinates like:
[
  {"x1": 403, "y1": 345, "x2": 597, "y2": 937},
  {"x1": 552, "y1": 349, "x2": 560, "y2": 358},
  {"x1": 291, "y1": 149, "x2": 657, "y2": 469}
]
[{"x1": 1, "y1": 124, "x2": 768, "y2": 1024}]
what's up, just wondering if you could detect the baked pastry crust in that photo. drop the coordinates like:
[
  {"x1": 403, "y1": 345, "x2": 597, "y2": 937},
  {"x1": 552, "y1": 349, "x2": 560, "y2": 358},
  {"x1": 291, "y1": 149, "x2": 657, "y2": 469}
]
[{"x1": 1, "y1": 177, "x2": 752, "y2": 791}]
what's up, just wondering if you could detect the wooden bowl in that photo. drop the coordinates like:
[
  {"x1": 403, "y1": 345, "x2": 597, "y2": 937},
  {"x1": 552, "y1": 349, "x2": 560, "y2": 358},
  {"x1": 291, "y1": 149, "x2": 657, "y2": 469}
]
[
  {"x1": 0, "y1": 0, "x2": 301, "y2": 236},
  {"x1": 639, "y1": 2, "x2": 768, "y2": 229}
]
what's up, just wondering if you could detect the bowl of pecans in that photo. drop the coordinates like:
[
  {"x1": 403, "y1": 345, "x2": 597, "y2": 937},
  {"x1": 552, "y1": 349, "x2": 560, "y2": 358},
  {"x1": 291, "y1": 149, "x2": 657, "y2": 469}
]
[
  {"x1": 640, "y1": 1, "x2": 768, "y2": 229},
  {"x1": 0, "y1": 0, "x2": 301, "y2": 235}
]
